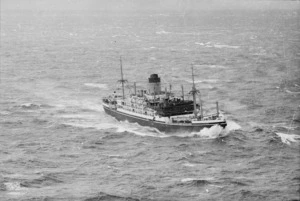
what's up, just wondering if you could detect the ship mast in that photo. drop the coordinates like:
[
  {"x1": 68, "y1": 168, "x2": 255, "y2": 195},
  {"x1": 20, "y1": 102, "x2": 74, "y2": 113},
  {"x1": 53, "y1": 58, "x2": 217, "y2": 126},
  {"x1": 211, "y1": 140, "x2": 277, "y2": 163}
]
[
  {"x1": 118, "y1": 56, "x2": 127, "y2": 100},
  {"x1": 191, "y1": 64, "x2": 198, "y2": 118}
]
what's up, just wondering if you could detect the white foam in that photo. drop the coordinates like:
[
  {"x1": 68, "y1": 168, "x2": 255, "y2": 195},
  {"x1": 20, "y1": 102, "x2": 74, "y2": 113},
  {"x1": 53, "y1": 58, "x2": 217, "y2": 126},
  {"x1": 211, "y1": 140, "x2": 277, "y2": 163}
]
[
  {"x1": 186, "y1": 79, "x2": 218, "y2": 84},
  {"x1": 285, "y1": 90, "x2": 300, "y2": 94},
  {"x1": 182, "y1": 162, "x2": 197, "y2": 167},
  {"x1": 4, "y1": 182, "x2": 27, "y2": 196},
  {"x1": 181, "y1": 178, "x2": 197, "y2": 183},
  {"x1": 83, "y1": 102, "x2": 104, "y2": 112},
  {"x1": 143, "y1": 47, "x2": 157, "y2": 50},
  {"x1": 195, "y1": 42, "x2": 240, "y2": 49},
  {"x1": 60, "y1": 113, "x2": 98, "y2": 119},
  {"x1": 208, "y1": 65, "x2": 227, "y2": 69},
  {"x1": 214, "y1": 44, "x2": 240, "y2": 49},
  {"x1": 194, "y1": 125, "x2": 223, "y2": 138},
  {"x1": 63, "y1": 122, "x2": 117, "y2": 130},
  {"x1": 60, "y1": 99, "x2": 104, "y2": 112},
  {"x1": 4, "y1": 182, "x2": 23, "y2": 191},
  {"x1": 276, "y1": 133, "x2": 300, "y2": 145},
  {"x1": 181, "y1": 177, "x2": 213, "y2": 183},
  {"x1": 274, "y1": 125, "x2": 298, "y2": 130},
  {"x1": 156, "y1": 30, "x2": 170, "y2": 35},
  {"x1": 115, "y1": 121, "x2": 168, "y2": 138},
  {"x1": 84, "y1": 83, "x2": 108, "y2": 89},
  {"x1": 112, "y1": 34, "x2": 126, "y2": 38},
  {"x1": 0, "y1": 110, "x2": 10, "y2": 115},
  {"x1": 225, "y1": 120, "x2": 242, "y2": 131},
  {"x1": 195, "y1": 42, "x2": 205, "y2": 46},
  {"x1": 191, "y1": 120, "x2": 241, "y2": 139}
]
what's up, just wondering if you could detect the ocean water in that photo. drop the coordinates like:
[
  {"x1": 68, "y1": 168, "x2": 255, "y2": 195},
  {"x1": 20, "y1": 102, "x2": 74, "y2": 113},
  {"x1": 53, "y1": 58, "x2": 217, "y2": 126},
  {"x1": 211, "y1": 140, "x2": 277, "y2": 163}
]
[{"x1": 1, "y1": 8, "x2": 300, "y2": 201}]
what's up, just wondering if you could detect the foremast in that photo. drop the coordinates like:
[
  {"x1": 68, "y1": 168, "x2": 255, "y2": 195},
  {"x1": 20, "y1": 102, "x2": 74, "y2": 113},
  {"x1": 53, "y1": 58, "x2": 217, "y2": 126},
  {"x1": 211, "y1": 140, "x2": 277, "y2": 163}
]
[{"x1": 118, "y1": 56, "x2": 127, "y2": 100}]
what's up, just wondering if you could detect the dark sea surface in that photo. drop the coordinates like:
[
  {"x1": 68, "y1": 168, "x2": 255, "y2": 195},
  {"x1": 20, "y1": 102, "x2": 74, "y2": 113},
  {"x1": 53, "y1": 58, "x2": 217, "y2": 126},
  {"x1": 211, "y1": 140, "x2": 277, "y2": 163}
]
[{"x1": 0, "y1": 7, "x2": 300, "y2": 201}]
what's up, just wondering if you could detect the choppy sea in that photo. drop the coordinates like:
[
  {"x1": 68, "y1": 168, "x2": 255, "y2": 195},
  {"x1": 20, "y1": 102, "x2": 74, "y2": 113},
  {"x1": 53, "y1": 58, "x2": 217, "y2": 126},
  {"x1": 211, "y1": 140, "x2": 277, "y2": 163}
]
[{"x1": 1, "y1": 8, "x2": 300, "y2": 201}]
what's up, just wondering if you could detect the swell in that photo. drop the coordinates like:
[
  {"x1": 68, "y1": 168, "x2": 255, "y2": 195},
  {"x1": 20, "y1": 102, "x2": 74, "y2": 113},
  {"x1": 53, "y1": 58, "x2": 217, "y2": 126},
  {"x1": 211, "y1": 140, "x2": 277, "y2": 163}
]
[
  {"x1": 84, "y1": 192, "x2": 147, "y2": 201},
  {"x1": 20, "y1": 173, "x2": 63, "y2": 188}
]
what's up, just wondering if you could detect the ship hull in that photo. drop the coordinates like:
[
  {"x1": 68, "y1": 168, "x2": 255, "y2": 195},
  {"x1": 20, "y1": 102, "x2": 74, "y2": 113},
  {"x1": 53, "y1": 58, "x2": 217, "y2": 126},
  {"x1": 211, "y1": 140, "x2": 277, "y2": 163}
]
[{"x1": 103, "y1": 105, "x2": 227, "y2": 133}]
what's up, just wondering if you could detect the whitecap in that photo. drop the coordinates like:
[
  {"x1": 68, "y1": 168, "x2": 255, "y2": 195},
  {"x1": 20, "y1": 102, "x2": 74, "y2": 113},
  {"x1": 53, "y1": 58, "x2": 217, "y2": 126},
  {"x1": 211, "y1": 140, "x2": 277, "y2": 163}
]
[
  {"x1": 60, "y1": 99, "x2": 104, "y2": 112},
  {"x1": 84, "y1": 83, "x2": 108, "y2": 89},
  {"x1": 208, "y1": 65, "x2": 227, "y2": 69},
  {"x1": 4, "y1": 182, "x2": 27, "y2": 196},
  {"x1": 214, "y1": 44, "x2": 240, "y2": 49},
  {"x1": 156, "y1": 30, "x2": 170, "y2": 35},
  {"x1": 112, "y1": 34, "x2": 126, "y2": 38},
  {"x1": 182, "y1": 162, "x2": 196, "y2": 167},
  {"x1": 181, "y1": 178, "x2": 197, "y2": 183},
  {"x1": 275, "y1": 133, "x2": 300, "y2": 145},
  {"x1": 142, "y1": 47, "x2": 156, "y2": 50},
  {"x1": 285, "y1": 90, "x2": 300, "y2": 94},
  {"x1": 186, "y1": 79, "x2": 218, "y2": 84},
  {"x1": 195, "y1": 42, "x2": 205, "y2": 46},
  {"x1": 0, "y1": 110, "x2": 10, "y2": 115},
  {"x1": 181, "y1": 177, "x2": 213, "y2": 183}
]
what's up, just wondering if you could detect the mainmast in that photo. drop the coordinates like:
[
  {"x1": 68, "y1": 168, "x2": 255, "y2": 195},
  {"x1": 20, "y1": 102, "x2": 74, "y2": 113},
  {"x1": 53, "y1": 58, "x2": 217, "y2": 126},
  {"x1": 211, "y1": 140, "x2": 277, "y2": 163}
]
[{"x1": 118, "y1": 56, "x2": 127, "y2": 100}]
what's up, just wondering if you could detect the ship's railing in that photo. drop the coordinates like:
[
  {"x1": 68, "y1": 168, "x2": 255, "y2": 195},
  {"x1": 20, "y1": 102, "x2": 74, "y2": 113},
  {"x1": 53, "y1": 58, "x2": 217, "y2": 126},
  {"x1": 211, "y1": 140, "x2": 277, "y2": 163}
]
[{"x1": 117, "y1": 104, "x2": 155, "y2": 117}]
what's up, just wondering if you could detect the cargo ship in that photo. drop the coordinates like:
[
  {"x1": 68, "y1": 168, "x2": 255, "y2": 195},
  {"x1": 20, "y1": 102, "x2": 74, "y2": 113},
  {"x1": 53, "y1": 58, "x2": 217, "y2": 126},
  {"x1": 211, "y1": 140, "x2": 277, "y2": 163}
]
[{"x1": 102, "y1": 58, "x2": 227, "y2": 133}]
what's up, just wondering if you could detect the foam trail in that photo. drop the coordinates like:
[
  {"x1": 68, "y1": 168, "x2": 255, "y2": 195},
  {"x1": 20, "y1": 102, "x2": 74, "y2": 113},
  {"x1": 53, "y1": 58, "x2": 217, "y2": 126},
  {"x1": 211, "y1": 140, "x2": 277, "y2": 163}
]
[
  {"x1": 275, "y1": 133, "x2": 300, "y2": 145},
  {"x1": 116, "y1": 121, "x2": 168, "y2": 138},
  {"x1": 63, "y1": 122, "x2": 118, "y2": 130}
]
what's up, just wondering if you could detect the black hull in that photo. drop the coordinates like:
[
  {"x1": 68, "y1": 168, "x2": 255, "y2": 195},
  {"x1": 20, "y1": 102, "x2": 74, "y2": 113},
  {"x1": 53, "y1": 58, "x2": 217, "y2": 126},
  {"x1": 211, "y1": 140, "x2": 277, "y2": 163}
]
[{"x1": 103, "y1": 106, "x2": 227, "y2": 133}]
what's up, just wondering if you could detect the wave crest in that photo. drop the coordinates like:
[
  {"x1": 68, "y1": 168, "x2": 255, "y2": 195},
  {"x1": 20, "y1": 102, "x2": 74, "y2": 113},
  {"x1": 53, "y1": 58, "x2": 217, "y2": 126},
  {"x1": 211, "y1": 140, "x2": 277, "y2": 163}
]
[{"x1": 275, "y1": 133, "x2": 300, "y2": 145}]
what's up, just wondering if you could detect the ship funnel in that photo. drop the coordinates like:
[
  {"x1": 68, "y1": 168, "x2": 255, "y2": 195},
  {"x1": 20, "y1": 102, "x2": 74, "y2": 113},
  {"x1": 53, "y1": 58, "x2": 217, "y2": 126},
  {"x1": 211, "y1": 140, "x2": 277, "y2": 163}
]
[{"x1": 148, "y1": 74, "x2": 161, "y2": 95}]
